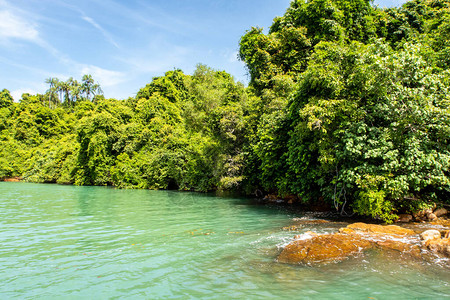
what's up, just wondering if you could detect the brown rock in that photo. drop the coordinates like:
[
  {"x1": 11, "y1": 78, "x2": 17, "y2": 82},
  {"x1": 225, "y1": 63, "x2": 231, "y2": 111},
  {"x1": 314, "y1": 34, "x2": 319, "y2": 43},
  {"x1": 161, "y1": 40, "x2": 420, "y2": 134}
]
[
  {"x1": 264, "y1": 194, "x2": 279, "y2": 202},
  {"x1": 429, "y1": 219, "x2": 450, "y2": 227},
  {"x1": 375, "y1": 240, "x2": 421, "y2": 258},
  {"x1": 425, "y1": 238, "x2": 450, "y2": 257},
  {"x1": 396, "y1": 214, "x2": 413, "y2": 223},
  {"x1": 3, "y1": 177, "x2": 21, "y2": 182},
  {"x1": 420, "y1": 229, "x2": 441, "y2": 241},
  {"x1": 277, "y1": 233, "x2": 372, "y2": 265},
  {"x1": 434, "y1": 208, "x2": 448, "y2": 217},
  {"x1": 344, "y1": 222, "x2": 415, "y2": 236},
  {"x1": 427, "y1": 213, "x2": 438, "y2": 221},
  {"x1": 445, "y1": 230, "x2": 450, "y2": 239},
  {"x1": 413, "y1": 209, "x2": 433, "y2": 221}
]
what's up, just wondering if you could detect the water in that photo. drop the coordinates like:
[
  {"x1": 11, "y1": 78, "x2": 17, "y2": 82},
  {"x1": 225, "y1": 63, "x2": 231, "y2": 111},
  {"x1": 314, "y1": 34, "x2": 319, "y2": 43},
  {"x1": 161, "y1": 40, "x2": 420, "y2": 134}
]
[{"x1": 1, "y1": 182, "x2": 449, "y2": 299}]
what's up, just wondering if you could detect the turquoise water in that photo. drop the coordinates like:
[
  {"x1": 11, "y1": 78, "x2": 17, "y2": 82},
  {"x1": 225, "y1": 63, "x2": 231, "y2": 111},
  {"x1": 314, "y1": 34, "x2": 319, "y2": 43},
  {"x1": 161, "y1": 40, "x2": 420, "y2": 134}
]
[{"x1": 0, "y1": 182, "x2": 449, "y2": 299}]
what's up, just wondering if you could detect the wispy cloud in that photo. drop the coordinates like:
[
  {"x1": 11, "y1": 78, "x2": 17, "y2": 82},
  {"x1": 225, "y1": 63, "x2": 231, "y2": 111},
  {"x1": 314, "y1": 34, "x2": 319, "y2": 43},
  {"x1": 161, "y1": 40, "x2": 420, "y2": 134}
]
[
  {"x1": 81, "y1": 15, "x2": 120, "y2": 49},
  {"x1": 0, "y1": 9, "x2": 39, "y2": 42},
  {"x1": 0, "y1": 1, "x2": 71, "y2": 65}
]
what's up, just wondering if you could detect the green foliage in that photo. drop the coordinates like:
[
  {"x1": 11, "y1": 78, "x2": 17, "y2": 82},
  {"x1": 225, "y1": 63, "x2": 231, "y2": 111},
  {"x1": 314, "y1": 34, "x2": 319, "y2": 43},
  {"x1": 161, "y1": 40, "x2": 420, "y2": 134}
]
[
  {"x1": 0, "y1": 89, "x2": 14, "y2": 108},
  {"x1": 1, "y1": 0, "x2": 449, "y2": 223},
  {"x1": 239, "y1": 0, "x2": 450, "y2": 222}
]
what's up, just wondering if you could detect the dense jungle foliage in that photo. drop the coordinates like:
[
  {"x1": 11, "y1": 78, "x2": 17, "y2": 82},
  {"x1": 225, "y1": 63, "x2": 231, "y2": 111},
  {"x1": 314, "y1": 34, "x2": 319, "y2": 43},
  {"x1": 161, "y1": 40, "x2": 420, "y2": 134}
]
[{"x1": 1, "y1": 0, "x2": 449, "y2": 222}]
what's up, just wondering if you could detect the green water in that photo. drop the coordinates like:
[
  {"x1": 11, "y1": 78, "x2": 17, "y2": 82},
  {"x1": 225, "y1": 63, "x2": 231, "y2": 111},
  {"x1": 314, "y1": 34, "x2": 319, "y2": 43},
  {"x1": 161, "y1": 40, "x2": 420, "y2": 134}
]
[{"x1": 0, "y1": 182, "x2": 449, "y2": 299}]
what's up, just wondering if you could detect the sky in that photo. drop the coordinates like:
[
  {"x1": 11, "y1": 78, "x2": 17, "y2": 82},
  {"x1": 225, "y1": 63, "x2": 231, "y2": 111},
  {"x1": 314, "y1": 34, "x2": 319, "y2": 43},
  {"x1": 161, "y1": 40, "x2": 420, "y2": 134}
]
[{"x1": 0, "y1": 0, "x2": 407, "y2": 101}]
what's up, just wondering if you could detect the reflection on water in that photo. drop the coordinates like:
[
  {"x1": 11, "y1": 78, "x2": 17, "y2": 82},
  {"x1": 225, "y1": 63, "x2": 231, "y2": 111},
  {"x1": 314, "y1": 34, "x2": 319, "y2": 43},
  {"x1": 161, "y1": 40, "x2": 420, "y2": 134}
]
[{"x1": 0, "y1": 182, "x2": 449, "y2": 299}]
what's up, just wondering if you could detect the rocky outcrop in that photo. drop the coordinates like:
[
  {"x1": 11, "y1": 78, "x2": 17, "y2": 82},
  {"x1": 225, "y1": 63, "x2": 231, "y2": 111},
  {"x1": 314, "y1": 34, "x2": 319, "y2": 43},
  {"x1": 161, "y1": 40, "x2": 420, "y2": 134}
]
[
  {"x1": 413, "y1": 206, "x2": 448, "y2": 222},
  {"x1": 277, "y1": 233, "x2": 372, "y2": 265},
  {"x1": 277, "y1": 223, "x2": 419, "y2": 265}
]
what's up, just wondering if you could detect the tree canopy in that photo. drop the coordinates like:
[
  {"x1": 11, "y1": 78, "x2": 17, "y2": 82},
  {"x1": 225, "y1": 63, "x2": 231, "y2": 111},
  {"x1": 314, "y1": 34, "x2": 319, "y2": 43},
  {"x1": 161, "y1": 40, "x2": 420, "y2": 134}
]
[{"x1": 1, "y1": 0, "x2": 449, "y2": 222}]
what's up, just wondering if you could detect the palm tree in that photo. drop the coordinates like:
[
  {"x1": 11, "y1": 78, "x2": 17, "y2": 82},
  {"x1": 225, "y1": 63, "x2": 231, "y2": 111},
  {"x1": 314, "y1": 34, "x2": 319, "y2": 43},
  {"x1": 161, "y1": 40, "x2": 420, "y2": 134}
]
[
  {"x1": 60, "y1": 79, "x2": 71, "y2": 106},
  {"x1": 82, "y1": 74, "x2": 95, "y2": 101},
  {"x1": 45, "y1": 77, "x2": 59, "y2": 108},
  {"x1": 82, "y1": 74, "x2": 103, "y2": 101},
  {"x1": 70, "y1": 79, "x2": 81, "y2": 103}
]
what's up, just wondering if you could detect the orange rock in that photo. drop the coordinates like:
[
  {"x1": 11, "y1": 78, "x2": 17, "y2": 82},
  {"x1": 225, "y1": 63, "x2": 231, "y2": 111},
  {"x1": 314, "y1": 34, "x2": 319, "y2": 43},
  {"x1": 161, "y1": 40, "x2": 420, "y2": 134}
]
[
  {"x1": 3, "y1": 177, "x2": 21, "y2": 182},
  {"x1": 338, "y1": 227, "x2": 356, "y2": 235},
  {"x1": 277, "y1": 233, "x2": 372, "y2": 265},
  {"x1": 345, "y1": 222, "x2": 415, "y2": 236},
  {"x1": 375, "y1": 240, "x2": 421, "y2": 258}
]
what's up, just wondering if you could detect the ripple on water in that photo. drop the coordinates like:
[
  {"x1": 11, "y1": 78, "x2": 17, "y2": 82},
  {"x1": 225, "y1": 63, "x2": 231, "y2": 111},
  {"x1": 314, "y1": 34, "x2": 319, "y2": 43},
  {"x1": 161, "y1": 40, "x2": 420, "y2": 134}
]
[{"x1": 0, "y1": 182, "x2": 449, "y2": 299}]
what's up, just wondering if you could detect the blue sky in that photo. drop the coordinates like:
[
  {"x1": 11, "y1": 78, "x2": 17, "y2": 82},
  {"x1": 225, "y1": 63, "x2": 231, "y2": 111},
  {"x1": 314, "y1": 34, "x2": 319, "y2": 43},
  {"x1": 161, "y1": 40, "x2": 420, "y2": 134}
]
[{"x1": 0, "y1": 0, "x2": 407, "y2": 100}]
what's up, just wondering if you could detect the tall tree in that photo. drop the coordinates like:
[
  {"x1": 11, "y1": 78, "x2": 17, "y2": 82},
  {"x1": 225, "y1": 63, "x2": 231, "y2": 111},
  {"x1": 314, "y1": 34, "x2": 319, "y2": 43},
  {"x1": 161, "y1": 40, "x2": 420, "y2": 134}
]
[
  {"x1": 45, "y1": 77, "x2": 59, "y2": 108},
  {"x1": 81, "y1": 74, "x2": 102, "y2": 101}
]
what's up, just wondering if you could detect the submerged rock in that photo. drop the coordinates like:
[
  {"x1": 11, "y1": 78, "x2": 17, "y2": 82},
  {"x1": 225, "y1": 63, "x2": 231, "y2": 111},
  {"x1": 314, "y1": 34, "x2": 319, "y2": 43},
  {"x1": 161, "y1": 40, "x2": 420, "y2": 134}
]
[{"x1": 282, "y1": 219, "x2": 330, "y2": 231}]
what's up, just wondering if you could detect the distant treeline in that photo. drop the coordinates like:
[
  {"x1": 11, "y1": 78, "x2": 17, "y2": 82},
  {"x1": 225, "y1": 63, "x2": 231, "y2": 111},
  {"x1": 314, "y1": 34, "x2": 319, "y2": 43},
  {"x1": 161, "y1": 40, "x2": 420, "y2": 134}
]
[{"x1": 1, "y1": 0, "x2": 449, "y2": 222}]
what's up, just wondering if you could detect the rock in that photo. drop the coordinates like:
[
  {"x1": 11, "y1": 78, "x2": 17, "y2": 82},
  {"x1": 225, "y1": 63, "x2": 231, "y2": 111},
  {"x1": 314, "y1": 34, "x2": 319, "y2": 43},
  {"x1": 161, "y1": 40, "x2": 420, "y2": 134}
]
[
  {"x1": 277, "y1": 233, "x2": 372, "y2": 265},
  {"x1": 424, "y1": 238, "x2": 450, "y2": 257},
  {"x1": 293, "y1": 231, "x2": 319, "y2": 240},
  {"x1": 434, "y1": 208, "x2": 448, "y2": 217},
  {"x1": 420, "y1": 229, "x2": 441, "y2": 241},
  {"x1": 3, "y1": 177, "x2": 21, "y2": 182},
  {"x1": 426, "y1": 213, "x2": 437, "y2": 221},
  {"x1": 374, "y1": 240, "x2": 421, "y2": 258},
  {"x1": 430, "y1": 219, "x2": 450, "y2": 227},
  {"x1": 283, "y1": 219, "x2": 330, "y2": 231},
  {"x1": 343, "y1": 222, "x2": 415, "y2": 236},
  {"x1": 396, "y1": 214, "x2": 413, "y2": 223},
  {"x1": 413, "y1": 209, "x2": 433, "y2": 221}
]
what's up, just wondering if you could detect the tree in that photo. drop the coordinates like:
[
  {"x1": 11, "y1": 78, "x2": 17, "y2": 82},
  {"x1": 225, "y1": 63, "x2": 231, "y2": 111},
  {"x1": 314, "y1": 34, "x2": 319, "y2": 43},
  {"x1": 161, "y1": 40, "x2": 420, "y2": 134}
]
[
  {"x1": 0, "y1": 89, "x2": 14, "y2": 108},
  {"x1": 45, "y1": 78, "x2": 60, "y2": 108},
  {"x1": 81, "y1": 74, "x2": 103, "y2": 101}
]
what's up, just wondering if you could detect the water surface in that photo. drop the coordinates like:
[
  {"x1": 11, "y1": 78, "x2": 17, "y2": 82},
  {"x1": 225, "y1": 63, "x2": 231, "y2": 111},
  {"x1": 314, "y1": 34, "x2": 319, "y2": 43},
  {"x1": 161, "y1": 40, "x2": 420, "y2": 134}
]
[{"x1": 1, "y1": 182, "x2": 449, "y2": 299}]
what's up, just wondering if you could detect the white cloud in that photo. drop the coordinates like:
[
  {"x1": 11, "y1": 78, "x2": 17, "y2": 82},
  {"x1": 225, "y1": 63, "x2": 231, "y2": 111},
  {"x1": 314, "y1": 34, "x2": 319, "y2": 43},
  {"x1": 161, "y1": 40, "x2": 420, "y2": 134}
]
[
  {"x1": 0, "y1": 10, "x2": 39, "y2": 42},
  {"x1": 80, "y1": 65, "x2": 126, "y2": 87},
  {"x1": 11, "y1": 88, "x2": 38, "y2": 102}
]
